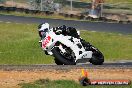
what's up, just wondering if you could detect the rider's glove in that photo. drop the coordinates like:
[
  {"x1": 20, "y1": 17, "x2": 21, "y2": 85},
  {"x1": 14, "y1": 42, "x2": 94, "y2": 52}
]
[
  {"x1": 53, "y1": 27, "x2": 62, "y2": 34},
  {"x1": 39, "y1": 40, "x2": 42, "y2": 43},
  {"x1": 56, "y1": 29, "x2": 62, "y2": 33}
]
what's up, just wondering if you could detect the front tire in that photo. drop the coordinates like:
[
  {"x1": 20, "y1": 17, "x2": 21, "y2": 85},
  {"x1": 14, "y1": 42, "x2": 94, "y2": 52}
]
[
  {"x1": 52, "y1": 47, "x2": 76, "y2": 65},
  {"x1": 54, "y1": 58, "x2": 63, "y2": 65}
]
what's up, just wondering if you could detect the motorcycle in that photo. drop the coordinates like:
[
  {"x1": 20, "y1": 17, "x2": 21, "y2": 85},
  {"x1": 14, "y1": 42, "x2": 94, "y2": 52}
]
[{"x1": 39, "y1": 26, "x2": 104, "y2": 65}]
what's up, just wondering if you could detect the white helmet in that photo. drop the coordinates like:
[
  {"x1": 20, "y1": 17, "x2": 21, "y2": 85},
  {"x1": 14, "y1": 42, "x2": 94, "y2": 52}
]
[
  {"x1": 38, "y1": 23, "x2": 50, "y2": 38},
  {"x1": 38, "y1": 23, "x2": 50, "y2": 32}
]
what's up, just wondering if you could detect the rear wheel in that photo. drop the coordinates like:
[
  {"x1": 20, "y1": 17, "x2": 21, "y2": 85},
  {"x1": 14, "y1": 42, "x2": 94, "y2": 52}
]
[
  {"x1": 89, "y1": 51, "x2": 104, "y2": 65},
  {"x1": 52, "y1": 47, "x2": 76, "y2": 65},
  {"x1": 81, "y1": 40, "x2": 104, "y2": 65}
]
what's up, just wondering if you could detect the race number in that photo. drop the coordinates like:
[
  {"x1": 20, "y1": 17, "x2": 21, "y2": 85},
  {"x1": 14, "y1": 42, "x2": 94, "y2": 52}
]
[{"x1": 42, "y1": 36, "x2": 51, "y2": 48}]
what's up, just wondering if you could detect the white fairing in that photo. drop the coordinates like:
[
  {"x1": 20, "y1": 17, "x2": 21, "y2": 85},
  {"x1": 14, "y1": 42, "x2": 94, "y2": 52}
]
[{"x1": 41, "y1": 29, "x2": 93, "y2": 62}]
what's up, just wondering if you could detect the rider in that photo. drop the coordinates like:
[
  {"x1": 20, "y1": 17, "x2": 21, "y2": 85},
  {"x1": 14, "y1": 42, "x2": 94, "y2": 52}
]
[
  {"x1": 38, "y1": 22, "x2": 91, "y2": 50},
  {"x1": 38, "y1": 22, "x2": 80, "y2": 41}
]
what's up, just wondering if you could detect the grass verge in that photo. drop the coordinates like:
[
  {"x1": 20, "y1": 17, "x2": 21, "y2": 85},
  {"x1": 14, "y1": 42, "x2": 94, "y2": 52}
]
[
  {"x1": 0, "y1": 22, "x2": 53, "y2": 64},
  {"x1": 20, "y1": 79, "x2": 132, "y2": 88},
  {"x1": 81, "y1": 30, "x2": 132, "y2": 61},
  {"x1": 0, "y1": 22, "x2": 131, "y2": 64}
]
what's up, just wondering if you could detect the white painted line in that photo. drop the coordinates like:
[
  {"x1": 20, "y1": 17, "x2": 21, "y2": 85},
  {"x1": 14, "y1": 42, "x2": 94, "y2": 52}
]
[
  {"x1": 6, "y1": 22, "x2": 11, "y2": 23},
  {"x1": 91, "y1": 31, "x2": 97, "y2": 32},
  {"x1": 15, "y1": 23, "x2": 20, "y2": 24},
  {"x1": 118, "y1": 33, "x2": 122, "y2": 36}
]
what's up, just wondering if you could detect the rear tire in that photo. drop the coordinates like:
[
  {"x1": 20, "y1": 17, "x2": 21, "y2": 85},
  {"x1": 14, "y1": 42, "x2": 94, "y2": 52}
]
[
  {"x1": 52, "y1": 47, "x2": 76, "y2": 65},
  {"x1": 90, "y1": 51, "x2": 104, "y2": 65}
]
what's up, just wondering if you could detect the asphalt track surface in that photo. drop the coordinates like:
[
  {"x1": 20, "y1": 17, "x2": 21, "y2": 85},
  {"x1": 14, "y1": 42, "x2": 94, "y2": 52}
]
[
  {"x1": 0, "y1": 14, "x2": 132, "y2": 34},
  {"x1": 0, "y1": 62, "x2": 132, "y2": 70},
  {"x1": 0, "y1": 14, "x2": 132, "y2": 69}
]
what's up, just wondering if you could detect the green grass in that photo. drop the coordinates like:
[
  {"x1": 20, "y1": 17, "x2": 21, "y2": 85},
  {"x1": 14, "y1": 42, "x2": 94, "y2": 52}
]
[
  {"x1": 20, "y1": 79, "x2": 132, "y2": 88},
  {"x1": 6, "y1": 0, "x2": 28, "y2": 3},
  {"x1": 0, "y1": 22, "x2": 131, "y2": 65},
  {"x1": 81, "y1": 31, "x2": 132, "y2": 61},
  {"x1": 105, "y1": 0, "x2": 132, "y2": 3},
  {"x1": 0, "y1": 22, "x2": 54, "y2": 64}
]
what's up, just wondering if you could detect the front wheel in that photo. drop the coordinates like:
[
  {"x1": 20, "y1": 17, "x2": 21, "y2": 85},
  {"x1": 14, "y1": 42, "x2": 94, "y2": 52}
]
[
  {"x1": 54, "y1": 58, "x2": 63, "y2": 65},
  {"x1": 52, "y1": 47, "x2": 76, "y2": 65},
  {"x1": 89, "y1": 51, "x2": 104, "y2": 65}
]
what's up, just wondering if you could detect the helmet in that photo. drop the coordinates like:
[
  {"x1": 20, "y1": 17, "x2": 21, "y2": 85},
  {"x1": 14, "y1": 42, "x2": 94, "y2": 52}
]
[
  {"x1": 38, "y1": 23, "x2": 50, "y2": 38},
  {"x1": 38, "y1": 23, "x2": 50, "y2": 31}
]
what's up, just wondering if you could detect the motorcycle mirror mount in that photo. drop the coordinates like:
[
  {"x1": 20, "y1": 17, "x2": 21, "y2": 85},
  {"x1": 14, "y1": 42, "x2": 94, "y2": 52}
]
[{"x1": 77, "y1": 31, "x2": 80, "y2": 35}]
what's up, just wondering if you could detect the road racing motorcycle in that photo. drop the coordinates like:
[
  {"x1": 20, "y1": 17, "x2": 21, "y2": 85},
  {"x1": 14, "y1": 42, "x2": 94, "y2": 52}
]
[{"x1": 39, "y1": 26, "x2": 104, "y2": 65}]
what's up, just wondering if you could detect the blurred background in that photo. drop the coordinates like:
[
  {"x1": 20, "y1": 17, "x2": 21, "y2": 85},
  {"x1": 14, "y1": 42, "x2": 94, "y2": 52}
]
[
  {"x1": 0, "y1": 0, "x2": 132, "y2": 14},
  {"x1": 0, "y1": 0, "x2": 132, "y2": 22}
]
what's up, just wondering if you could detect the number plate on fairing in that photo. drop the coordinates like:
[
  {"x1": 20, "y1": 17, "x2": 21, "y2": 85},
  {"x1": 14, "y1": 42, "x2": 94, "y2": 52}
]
[{"x1": 42, "y1": 36, "x2": 51, "y2": 49}]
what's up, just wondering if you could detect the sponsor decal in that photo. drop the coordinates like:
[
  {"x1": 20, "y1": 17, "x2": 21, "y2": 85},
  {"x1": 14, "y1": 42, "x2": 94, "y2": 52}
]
[
  {"x1": 42, "y1": 36, "x2": 51, "y2": 48},
  {"x1": 90, "y1": 80, "x2": 130, "y2": 85},
  {"x1": 79, "y1": 69, "x2": 131, "y2": 86}
]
